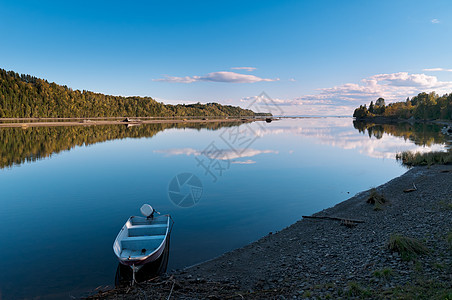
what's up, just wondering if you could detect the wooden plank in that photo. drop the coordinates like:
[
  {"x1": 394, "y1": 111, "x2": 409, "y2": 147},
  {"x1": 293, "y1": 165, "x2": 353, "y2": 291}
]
[{"x1": 302, "y1": 215, "x2": 364, "y2": 223}]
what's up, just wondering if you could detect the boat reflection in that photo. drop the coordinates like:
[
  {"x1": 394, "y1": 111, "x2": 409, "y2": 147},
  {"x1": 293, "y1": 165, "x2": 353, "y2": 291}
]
[{"x1": 114, "y1": 236, "x2": 171, "y2": 287}]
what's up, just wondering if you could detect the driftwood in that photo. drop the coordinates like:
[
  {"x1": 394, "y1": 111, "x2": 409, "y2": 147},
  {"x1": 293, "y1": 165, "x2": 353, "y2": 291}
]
[
  {"x1": 341, "y1": 219, "x2": 358, "y2": 228},
  {"x1": 302, "y1": 215, "x2": 364, "y2": 223},
  {"x1": 403, "y1": 182, "x2": 417, "y2": 193},
  {"x1": 167, "y1": 280, "x2": 175, "y2": 300}
]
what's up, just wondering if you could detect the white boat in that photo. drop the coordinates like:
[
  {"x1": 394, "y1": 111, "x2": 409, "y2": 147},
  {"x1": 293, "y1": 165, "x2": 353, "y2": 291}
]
[{"x1": 113, "y1": 204, "x2": 172, "y2": 281}]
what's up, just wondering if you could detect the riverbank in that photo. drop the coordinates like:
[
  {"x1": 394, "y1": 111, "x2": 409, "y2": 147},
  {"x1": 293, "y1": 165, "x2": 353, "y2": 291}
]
[
  {"x1": 0, "y1": 117, "x2": 260, "y2": 128},
  {"x1": 89, "y1": 165, "x2": 452, "y2": 299}
]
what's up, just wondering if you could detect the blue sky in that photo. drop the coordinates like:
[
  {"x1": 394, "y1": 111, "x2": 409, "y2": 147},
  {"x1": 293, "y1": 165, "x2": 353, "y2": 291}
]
[{"x1": 1, "y1": 0, "x2": 451, "y2": 115}]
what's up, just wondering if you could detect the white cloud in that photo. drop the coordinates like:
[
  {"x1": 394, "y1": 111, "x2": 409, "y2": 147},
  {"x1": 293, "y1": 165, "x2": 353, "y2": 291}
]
[
  {"x1": 314, "y1": 72, "x2": 452, "y2": 102},
  {"x1": 241, "y1": 96, "x2": 333, "y2": 106},
  {"x1": 289, "y1": 78, "x2": 296, "y2": 82},
  {"x1": 368, "y1": 72, "x2": 440, "y2": 87},
  {"x1": 424, "y1": 67, "x2": 452, "y2": 72},
  {"x1": 231, "y1": 159, "x2": 256, "y2": 164},
  {"x1": 231, "y1": 67, "x2": 256, "y2": 72},
  {"x1": 431, "y1": 19, "x2": 440, "y2": 23},
  {"x1": 154, "y1": 71, "x2": 278, "y2": 83},
  {"x1": 241, "y1": 71, "x2": 452, "y2": 116}
]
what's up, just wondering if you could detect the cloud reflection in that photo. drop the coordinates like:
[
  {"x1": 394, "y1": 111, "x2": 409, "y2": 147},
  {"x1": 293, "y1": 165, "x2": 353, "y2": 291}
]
[
  {"x1": 248, "y1": 118, "x2": 448, "y2": 159},
  {"x1": 154, "y1": 148, "x2": 278, "y2": 162}
]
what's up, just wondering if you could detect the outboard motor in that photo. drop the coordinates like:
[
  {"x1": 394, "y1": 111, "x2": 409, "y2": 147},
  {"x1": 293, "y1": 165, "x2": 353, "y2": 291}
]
[{"x1": 140, "y1": 204, "x2": 155, "y2": 219}]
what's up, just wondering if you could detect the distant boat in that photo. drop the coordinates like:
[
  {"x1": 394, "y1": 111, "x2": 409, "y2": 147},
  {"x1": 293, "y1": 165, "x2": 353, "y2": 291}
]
[{"x1": 113, "y1": 204, "x2": 173, "y2": 283}]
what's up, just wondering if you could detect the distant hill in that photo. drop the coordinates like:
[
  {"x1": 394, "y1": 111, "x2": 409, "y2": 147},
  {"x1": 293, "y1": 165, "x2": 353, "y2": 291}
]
[
  {"x1": 0, "y1": 68, "x2": 265, "y2": 118},
  {"x1": 353, "y1": 92, "x2": 452, "y2": 120}
]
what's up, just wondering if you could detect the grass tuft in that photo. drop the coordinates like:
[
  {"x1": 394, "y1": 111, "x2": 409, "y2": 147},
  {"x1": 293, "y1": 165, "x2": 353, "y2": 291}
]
[
  {"x1": 388, "y1": 280, "x2": 452, "y2": 299},
  {"x1": 346, "y1": 282, "x2": 371, "y2": 297},
  {"x1": 373, "y1": 268, "x2": 393, "y2": 280},
  {"x1": 439, "y1": 199, "x2": 452, "y2": 211},
  {"x1": 367, "y1": 188, "x2": 387, "y2": 210},
  {"x1": 396, "y1": 150, "x2": 452, "y2": 167},
  {"x1": 447, "y1": 231, "x2": 452, "y2": 249},
  {"x1": 388, "y1": 234, "x2": 429, "y2": 261},
  {"x1": 302, "y1": 290, "x2": 312, "y2": 297}
]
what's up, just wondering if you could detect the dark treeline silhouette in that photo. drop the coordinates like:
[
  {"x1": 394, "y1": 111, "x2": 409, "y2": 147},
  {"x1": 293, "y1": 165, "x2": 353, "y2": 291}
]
[
  {"x1": 353, "y1": 120, "x2": 449, "y2": 148},
  {"x1": 0, "y1": 122, "x2": 243, "y2": 169},
  {"x1": 0, "y1": 68, "x2": 262, "y2": 118},
  {"x1": 353, "y1": 92, "x2": 452, "y2": 120}
]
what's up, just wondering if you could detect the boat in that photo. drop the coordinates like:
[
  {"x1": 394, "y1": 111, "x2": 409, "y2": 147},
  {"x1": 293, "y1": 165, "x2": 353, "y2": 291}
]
[
  {"x1": 113, "y1": 204, "x2": 173, "y2": 283},
  {"x1": 115, "y1": 237, "x2": 171, "y2": 287}
]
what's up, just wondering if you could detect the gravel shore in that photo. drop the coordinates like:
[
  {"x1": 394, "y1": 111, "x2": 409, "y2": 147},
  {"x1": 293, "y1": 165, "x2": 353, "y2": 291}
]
[{"x1": 91, "y1": 165, "x2": 452, "y2": 299}]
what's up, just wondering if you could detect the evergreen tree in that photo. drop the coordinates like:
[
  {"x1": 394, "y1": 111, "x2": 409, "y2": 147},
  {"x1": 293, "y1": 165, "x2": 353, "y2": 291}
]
[{"x1": 369, "y1": 101, "x2": 374, "y2": 114}]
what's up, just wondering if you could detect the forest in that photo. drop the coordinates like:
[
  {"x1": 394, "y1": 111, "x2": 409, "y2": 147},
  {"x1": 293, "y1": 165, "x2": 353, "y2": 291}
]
[
  {"x1": 0, "y1": 68, "x2": 262, "y2": 118},
  {"x1": 353, "y1": 92, "x2": 452, "y2": 120}
]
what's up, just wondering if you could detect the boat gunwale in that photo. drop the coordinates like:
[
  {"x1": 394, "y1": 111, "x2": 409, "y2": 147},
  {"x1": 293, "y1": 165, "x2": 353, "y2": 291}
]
[{"x1": 113, "y1": 214, "x2": 171, "y2": 265}]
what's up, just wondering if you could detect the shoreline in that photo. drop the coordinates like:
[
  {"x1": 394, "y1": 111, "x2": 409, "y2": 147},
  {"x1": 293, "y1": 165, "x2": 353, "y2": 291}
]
[
  {"x1": 1, "y1": 116, "x2": 449, "y2": 129},
  {"x1": 354, "y1": 116, "x2": 452, "y2": 127},
  {"x1": 0, "y1": 117, "x2": 258, "y2": 128},
  {"x1": 90, "y1": 165, "x2": 452, "y2": 299}
]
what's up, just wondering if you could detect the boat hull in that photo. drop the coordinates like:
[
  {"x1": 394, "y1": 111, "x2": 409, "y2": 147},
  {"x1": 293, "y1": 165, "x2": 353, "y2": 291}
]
[
  {"x1": 113, "y1": 214, "x2": 171, "y2": 269},
  {"x1": 118, "y1": 236, "x2": 167, "y2": 267}
]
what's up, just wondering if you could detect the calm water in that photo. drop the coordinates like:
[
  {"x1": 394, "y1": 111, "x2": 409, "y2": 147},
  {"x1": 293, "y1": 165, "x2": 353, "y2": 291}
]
[{"x1": 0, "y1": 118, "x2": 449, "y2": 299}]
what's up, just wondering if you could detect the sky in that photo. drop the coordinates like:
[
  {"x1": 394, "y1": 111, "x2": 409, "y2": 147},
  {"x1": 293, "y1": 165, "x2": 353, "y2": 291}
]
[{"x1": 1, "y1": 0, "x2": 452, "y2": 116}]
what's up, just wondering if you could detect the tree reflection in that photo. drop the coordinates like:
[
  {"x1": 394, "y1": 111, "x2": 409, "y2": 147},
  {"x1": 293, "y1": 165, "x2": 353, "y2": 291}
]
[
  {"x1": 353, "y1": 120, "x2": 449, "y2": 148},
  {"x1": 0, "y1": 121, "x2": 244, "y2": 169}
]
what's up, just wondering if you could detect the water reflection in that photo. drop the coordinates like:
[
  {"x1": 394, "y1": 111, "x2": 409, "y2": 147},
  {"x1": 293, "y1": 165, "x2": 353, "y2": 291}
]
[
  {"x1": 246, "y1": 118, "x2": 449, "y2": 159},
  {"x1": 114, "y1": 236, "x2": 171, "y2": 287},
  {"x1": 0, "y1": 121, "x2": 245, "y2": 169},
  {"x1": 2, "y1": 119, "x2": 447, "y2": 170},
  {"x1": 0, "y1": 117, "x2": 449, "y2": 299},
  {"x1": 353, "y1": 120, "x2": 451, "y2": 149},
  {"x1": 154, "y1": 148, "x2": 278, "y2": 164}
]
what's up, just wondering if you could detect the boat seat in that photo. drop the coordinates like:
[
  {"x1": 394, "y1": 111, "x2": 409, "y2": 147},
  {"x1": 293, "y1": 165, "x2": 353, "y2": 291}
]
[
  {"x1": 121, "y1": 235, "x2": 165, "y2": 251},
  {"x1": 130, "y1": 217, "x2": 168, "y2": 226},
  {"x1": 128, "y1": 224, "x2": 167, "y2": 237}
]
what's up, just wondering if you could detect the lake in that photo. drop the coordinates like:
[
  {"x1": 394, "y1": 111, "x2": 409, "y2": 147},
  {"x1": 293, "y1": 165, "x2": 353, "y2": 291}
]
[{"x1": 0, "y1": 117, "x2": 449, "y2": 299}]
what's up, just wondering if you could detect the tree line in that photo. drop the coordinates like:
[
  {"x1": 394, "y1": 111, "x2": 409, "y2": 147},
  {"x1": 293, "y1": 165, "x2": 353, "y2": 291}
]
[
  {"x1": 0, "y1": 68, "x2": 263, "y2": 118},
  {"x1": 353, "y1": 92, "x2": 452, "y2": 120}
]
